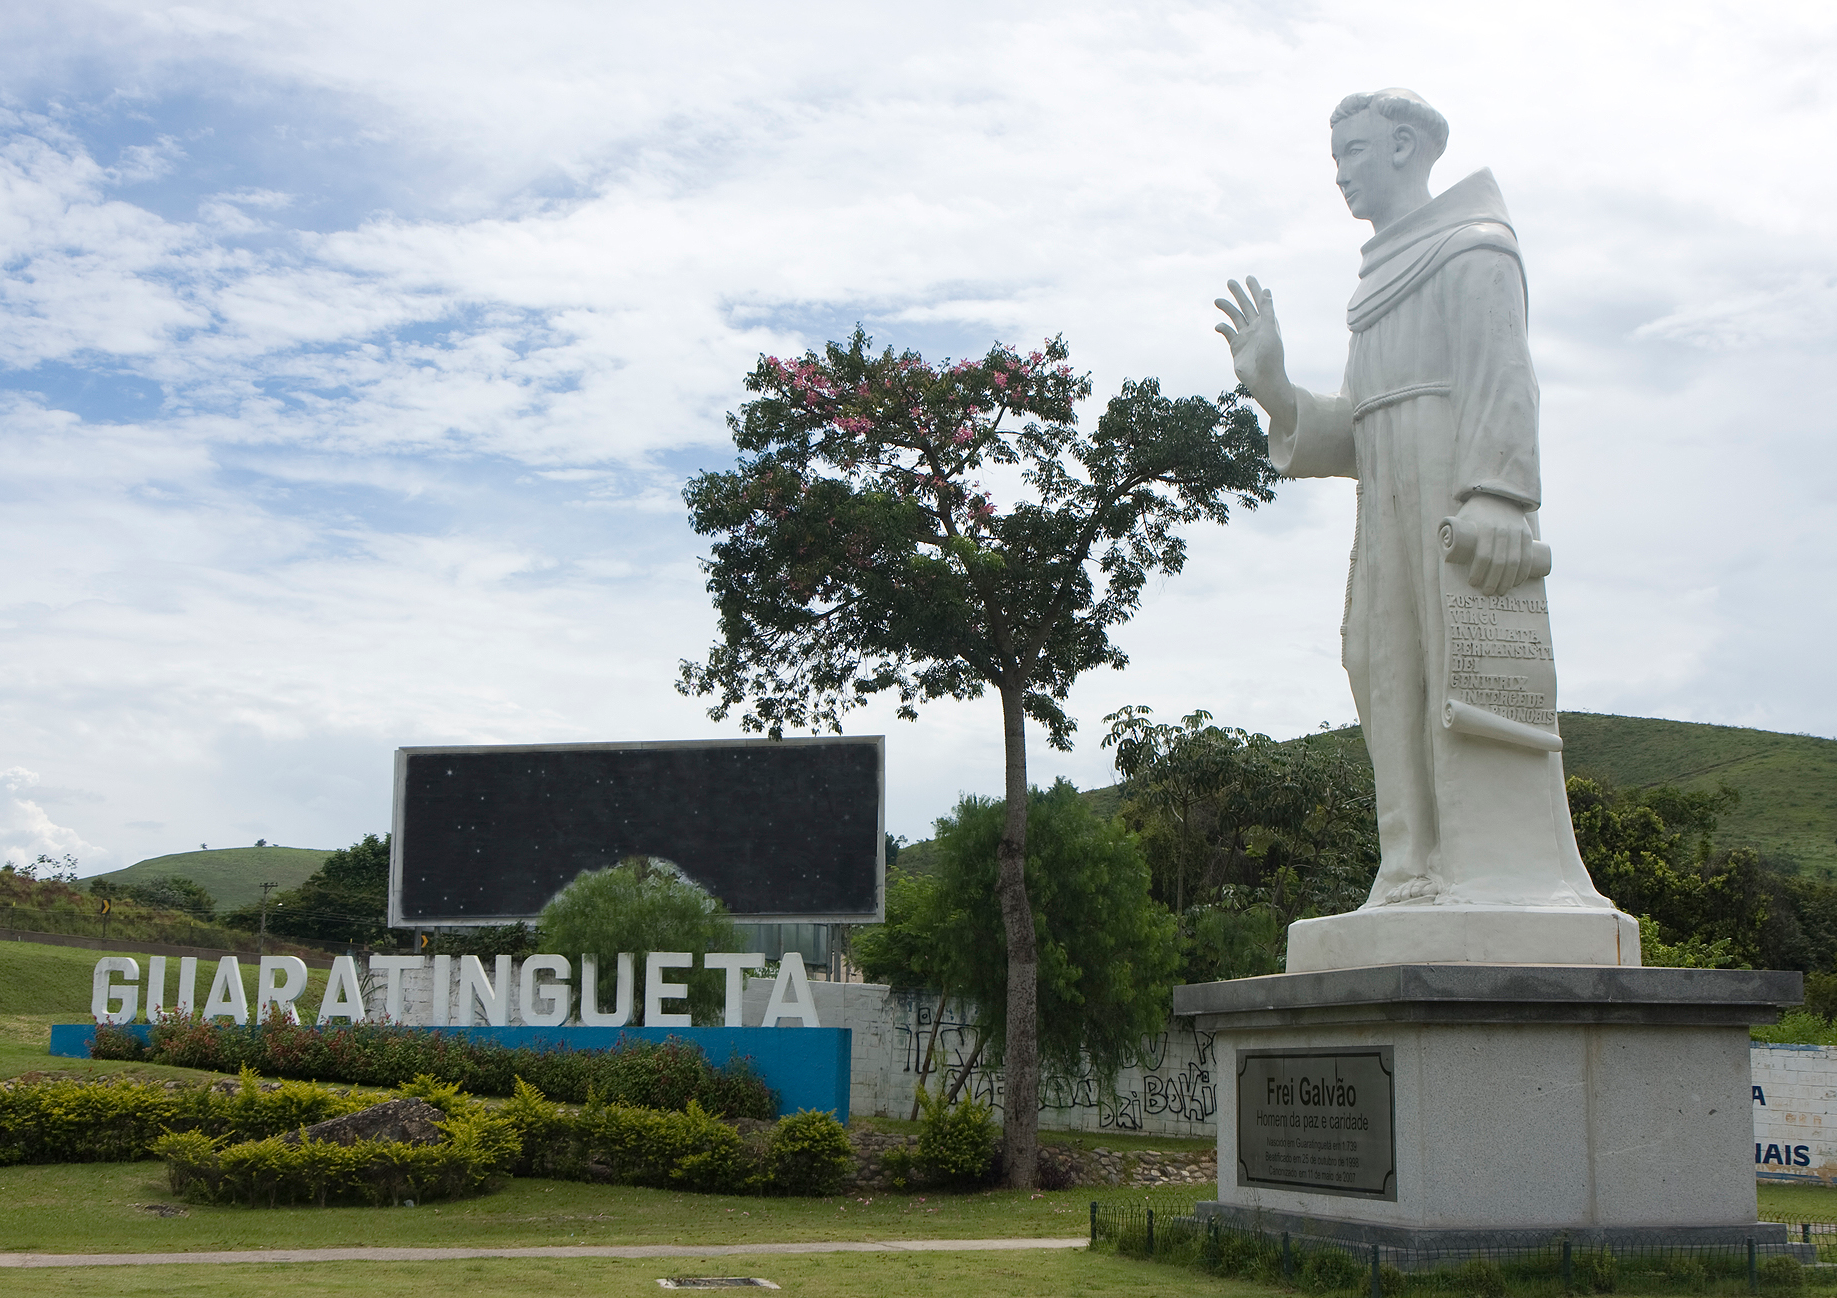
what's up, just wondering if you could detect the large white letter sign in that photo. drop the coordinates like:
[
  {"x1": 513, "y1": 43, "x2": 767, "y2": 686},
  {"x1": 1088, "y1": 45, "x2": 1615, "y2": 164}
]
[
  {"x1": 580, "y1": 953, "x2": 632, "y2": 1027},
  {"x1": 519, "y1": 954, "x2": 571, "y2": 1028},
  {"x1": 91, "y1": 956, "x2": 140, "y2": 1025},
  {"x1": 761, "y1": 952, "x2": 821, "y2": 1027},
  {"x1": 645, "y1": 951, "x2": 694, "y2": 1028},
  {"x1": 369, "y1": 954, "x2": 424, "y2": 1023},
  {"x1": 458, "y1": 954, "x2": 512, "y2": 1027},
  {"x1": 430, "y1": 953, "x2": 453, "y2": 1026},
  {"x1": 318, "y1": 955, "x2": 368, "y2": 1025},
  {"x1": 175, "y1": 956, "x2": 199, "y2": 1017},
  {"x1": 703, "y1": 952, "x2": 767, "y2": 1028},
  {"x1": 202, "y1": 956, "x2": 250, "y2": 1024},
  {"x1": 146, "y1": 955, "x2": 167, "y2": 1020},
  {"x1": 257, "y1": 956, "x2": 310, "y2": 1024}
]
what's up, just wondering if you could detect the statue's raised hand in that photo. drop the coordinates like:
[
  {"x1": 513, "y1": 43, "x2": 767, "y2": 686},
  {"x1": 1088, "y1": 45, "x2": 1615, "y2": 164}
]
[{"x1": 1214, "y1": 277, "x2": 1297, "y2": 430}]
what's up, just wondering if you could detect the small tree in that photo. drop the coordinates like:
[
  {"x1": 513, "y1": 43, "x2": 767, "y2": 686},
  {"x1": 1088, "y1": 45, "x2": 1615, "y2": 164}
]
[
  {"x1": 679, "y1": 329, "x2": 1274, "y2": 1185},
  {"x1": 539, "y1": 857, "x2": 740, "y2": 1024},
  {"x1": 230, "y1": 833, "x2": 390, "y2": 945},
  {"x1": 859, "y1": 781, "x2": 1180, "y2": 1110},
  {"x1": 1105, "y1": 709, "x2": 1378, "y2": 978}
]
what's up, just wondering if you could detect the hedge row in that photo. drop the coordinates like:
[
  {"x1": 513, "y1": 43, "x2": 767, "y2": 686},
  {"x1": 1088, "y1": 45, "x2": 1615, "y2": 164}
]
[
  {"x1": 92, "y1": 1020, "x2": 776, "y2": 1118},
  {"x1": 0, "y1": 1069, "x2": 369, "y2": 1164},
  {"x1": 2, "y1": 1072, "x2": 856, "y2": 1202},
  {"x1": 153, "y1": 1107, "x2": 518, "y2": 1207},
  {"x1": 506, "y1": 1079, "x2": 854, "y2": 1196}
]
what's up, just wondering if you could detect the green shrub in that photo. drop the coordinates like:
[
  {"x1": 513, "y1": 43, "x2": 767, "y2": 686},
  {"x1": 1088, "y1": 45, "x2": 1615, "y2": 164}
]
[
  {"x1": 765, "y1": 1109, "x2": 852, "y2": 1196},
  {"x1": 130, "y1": 1018, "x2": 776, "y2": 1117},
  {"x1": 153, "y1": 1107, "x2": 519, "y2": 1207},
  {"x1": 89, "y1": 1023, "x2": 148, "y2": 1061},
  {"x1": 1454, "y1": 1258, "x2": 1506, "y2": 1298},
  {"x1": 1577, "y1": 1247, "x2": 1618, "y2": 1293},
  {"x1": 391, "y1": 1074, "x2": 476, "y2": 1117},
  {"x1": 1665, "y1": 1258, "x2": 1710, "y2": 1293},
  {"x1": 1760, "y1": 1255, "x2": 1805, "y2": 1291},
  {"x1": 582, "y1": 1098, "x2": 756, "y2": 1193},
  {"x1": 499, "y1": 1076, "x2": 587, "y2": 1179},
  {"x1": 0, "y1": 1068, "x2": 366, "y2": 1165},
  {"x1": 1300, "y1": 1246, "x2": 1364, "y2": 1292},
  {"x1": 1198, "y1": 1225, "x2": 1274, "y2": 1279},
  {"x1": 912, "y1": 1085, "x2": 996, "y2": 1187}
]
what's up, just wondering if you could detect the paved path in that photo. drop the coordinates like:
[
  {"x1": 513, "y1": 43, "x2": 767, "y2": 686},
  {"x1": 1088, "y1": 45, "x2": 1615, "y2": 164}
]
[{"x1": 0, "y1": 1237, "x2": 1091, "y2": 1269}]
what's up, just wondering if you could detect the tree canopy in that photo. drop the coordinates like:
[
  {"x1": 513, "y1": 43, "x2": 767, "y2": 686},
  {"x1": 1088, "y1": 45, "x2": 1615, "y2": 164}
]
[
  {"x1": 538, "y1": 857, "x2": 741, "y2": 1025},
  {"x1": 228, "y1": 833, "x2": 390, "y2": 946},
  {"x1": 1104, "y1": 708, "x2": 1378, "y2": 981},
  {"x1": 853, "y1": 779, "x2": 1180, "y2": 1085},
  {"x1": 678, "y1": 328, "x2": 1274, "y2": 1185}
]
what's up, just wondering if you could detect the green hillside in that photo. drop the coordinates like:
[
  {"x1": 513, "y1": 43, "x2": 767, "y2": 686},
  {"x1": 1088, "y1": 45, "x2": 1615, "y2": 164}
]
[
  {"x1": 88, "y1": 846, "x2": 334, "y2": 912},
  {"x1": 1288, "y1": 713, "x2": 1837, "y2": 875},
  {"x1": 891, "y1": 713, "x2": 1836, "y2": 877},
  {"x1": 1557, "y1": 713, "x2": 1837, "y2": 877}
]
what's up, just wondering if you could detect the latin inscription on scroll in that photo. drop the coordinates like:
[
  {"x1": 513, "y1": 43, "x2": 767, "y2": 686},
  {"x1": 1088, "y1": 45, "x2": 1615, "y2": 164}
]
[
  {"x1": 1441, "y1": 577, "x2": 1563, "y2": 751},
  {"x1": 1236, "y1": 1047, "x2": 1396, "y2": 1200}
]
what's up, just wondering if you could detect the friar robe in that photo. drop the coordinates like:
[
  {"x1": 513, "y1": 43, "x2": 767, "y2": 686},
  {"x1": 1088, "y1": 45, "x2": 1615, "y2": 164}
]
[{"x1": 1271, "y1": 169, "x2": 1611, "y2": 911}]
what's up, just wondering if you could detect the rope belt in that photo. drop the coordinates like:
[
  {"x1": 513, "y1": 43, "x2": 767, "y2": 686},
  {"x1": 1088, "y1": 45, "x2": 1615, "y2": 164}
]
[{"x1": 1352, "y1": 381, "x2": 1452, "y2": 423}]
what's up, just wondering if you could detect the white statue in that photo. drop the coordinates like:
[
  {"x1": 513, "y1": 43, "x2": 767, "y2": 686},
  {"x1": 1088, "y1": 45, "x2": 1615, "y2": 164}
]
[{"x1": 1215, "y1": 89, "x2": 1636, "y2": 968}]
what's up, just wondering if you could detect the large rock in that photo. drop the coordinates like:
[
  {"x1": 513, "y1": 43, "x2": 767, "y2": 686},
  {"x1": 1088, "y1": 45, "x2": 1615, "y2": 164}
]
[{"x1": 281, "y1": 1097, "x2": 447, "y2": 1146}]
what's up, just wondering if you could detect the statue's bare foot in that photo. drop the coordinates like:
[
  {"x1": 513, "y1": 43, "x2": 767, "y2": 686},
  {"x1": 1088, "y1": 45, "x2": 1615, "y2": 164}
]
[{"x1": 1383, "y1": 875, "x2": 1440, "y2": 905}]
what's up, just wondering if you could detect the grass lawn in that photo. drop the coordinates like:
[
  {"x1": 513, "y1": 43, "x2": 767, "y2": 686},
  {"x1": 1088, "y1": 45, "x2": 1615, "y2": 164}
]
[
  {"x1": 0, "y1": 1250, "x2": 1252, "y2": 1297},
  {"x1": 0, "y1": 1162, "x2": 1117, "y2": 1254},
  {"x1": 0, "y1": 937, "x2": 330, "y2": 1083},
  {"x1": 1760, "y1": 1180, "x2": 1837, "y2": 1218}
]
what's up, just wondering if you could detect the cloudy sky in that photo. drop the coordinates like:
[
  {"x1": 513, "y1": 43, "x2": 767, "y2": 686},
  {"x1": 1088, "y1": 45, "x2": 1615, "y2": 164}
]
[{"x1": 0, "y1": 1, "x2": 1831, "y2": 873}]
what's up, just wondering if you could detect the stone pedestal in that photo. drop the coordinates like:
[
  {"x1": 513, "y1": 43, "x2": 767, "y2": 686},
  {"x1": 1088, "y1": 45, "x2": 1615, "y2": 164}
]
[
  {"x1": 1285, "y1": 905, "x2": 1641, "y2": 974},
  {"x1": 1173, "y1": 964, "x2": 1802, "y2": 1250}
]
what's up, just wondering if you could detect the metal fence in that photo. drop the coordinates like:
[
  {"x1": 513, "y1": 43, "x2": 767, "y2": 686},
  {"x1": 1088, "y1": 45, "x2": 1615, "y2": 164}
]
[{"x1": 1089, "y1": 1197, "x2": 1831, "y2": 1295}]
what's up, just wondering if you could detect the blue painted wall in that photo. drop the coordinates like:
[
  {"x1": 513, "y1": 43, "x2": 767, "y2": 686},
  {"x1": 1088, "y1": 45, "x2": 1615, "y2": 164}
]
[{"x1": 48, "y1": 1023, "x2": 851, "y2": 1117}]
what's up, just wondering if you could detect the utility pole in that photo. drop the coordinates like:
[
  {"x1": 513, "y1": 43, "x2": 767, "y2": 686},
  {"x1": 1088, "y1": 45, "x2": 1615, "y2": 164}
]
[{"x1": 257, "y1": 881, "x2": 278, "y2": 957}]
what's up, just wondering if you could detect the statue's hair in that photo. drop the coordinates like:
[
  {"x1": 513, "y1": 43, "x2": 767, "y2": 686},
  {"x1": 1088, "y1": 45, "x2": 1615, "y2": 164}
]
[{"x1": 1330, "y1": 88, "x2": 1448, "y2": 163}]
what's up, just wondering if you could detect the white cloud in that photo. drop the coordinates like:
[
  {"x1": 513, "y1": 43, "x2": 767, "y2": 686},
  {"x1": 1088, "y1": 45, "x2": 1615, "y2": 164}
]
[
  {"x1": 0, "y1": 0, "x2": 1832, "y2": 871},
  {"x1": 0, "y1": 767, "x2": 109, "y2": 868}
]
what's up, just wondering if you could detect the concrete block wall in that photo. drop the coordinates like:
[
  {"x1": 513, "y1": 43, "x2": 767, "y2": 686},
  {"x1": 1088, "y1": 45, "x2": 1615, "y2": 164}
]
[
  {"x1": 1751, "y1": 1043, "x2": 1837, "y2": 1184},
  {"x1": 742, "y1": 978, "x2": 1217, "y2": 1138}
]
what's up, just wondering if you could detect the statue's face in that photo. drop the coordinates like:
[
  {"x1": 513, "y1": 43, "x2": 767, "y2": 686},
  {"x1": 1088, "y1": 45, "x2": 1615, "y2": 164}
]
[{"x1": 1331, "y1": 108, "x2": 1412, "y2": 224}]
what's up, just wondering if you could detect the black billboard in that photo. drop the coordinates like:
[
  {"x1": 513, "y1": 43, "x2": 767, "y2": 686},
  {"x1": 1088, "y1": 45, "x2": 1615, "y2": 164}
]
[{"x1": 389, "y1": 737, "x2": 884, "y2": 926}]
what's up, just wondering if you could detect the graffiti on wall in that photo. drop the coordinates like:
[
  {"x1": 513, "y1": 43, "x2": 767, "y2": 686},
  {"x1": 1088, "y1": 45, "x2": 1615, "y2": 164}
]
[{"x1": 886, "y1": 989, "x2": 1215, "y2": 1134}]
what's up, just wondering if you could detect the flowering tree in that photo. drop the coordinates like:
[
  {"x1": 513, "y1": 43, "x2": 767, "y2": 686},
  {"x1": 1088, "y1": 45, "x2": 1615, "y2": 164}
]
[{"x1": 679, "y1": 327, "x2": 1275, "y2": 1185}]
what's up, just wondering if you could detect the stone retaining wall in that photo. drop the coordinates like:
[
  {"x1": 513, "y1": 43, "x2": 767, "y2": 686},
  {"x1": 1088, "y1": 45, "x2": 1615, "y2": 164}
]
[{"x1": 840, "y1": 1128, "x2": 1216, "y2": 1194}]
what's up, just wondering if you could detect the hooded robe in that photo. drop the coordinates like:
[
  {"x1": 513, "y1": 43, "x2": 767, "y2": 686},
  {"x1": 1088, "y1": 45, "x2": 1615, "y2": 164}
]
[{"x1": 1271, "y1": 169, "x2": 1610, "y2": 911}]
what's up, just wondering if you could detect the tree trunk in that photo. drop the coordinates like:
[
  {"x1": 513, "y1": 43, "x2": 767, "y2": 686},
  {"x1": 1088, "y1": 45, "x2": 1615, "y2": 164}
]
[
  {"x1": 995, "y1": 683, "x2": 1039, "y2": 1189},
  {"x1": 944, "y1": 1030, "x2": 986, "y2": 1106},
  {"x1": 909, "y1": 987, "x2": 950, "y2": 1121}
]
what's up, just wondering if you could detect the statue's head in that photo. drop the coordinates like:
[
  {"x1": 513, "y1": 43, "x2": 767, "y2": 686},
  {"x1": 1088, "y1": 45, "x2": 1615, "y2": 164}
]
[{"x1": 1329, "y1": 89, "x2": 1448, "y2": 228}]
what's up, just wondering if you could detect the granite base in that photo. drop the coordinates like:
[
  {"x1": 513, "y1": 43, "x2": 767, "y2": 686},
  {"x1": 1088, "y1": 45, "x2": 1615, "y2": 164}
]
[
  {"x1": 1173, "y1": 965, "x2": 1802, "y2": 1245},
  {"x1": 1193, "y1": 1201, "x2": 1814, "y2": 1262}
]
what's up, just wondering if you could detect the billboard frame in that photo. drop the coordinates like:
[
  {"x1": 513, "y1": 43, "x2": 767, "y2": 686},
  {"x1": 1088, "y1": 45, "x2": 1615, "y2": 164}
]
[{"x1": 388, "y1": 735, "x2": 885, "y2": 928}]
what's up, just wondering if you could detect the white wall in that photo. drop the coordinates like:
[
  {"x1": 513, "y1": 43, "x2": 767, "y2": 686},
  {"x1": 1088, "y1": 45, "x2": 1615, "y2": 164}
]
[
  {"x1": 744, "y1": 979, "x2": 1217, "y2": 1138},
  {"x1": 1752, "y1": 1043, "x2": 1837, "y2": 1184}
]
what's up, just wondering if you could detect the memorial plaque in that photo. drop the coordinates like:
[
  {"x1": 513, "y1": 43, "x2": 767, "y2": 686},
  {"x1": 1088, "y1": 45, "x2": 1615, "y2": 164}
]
[{"x1": 1236, "y1": 1047, "x2": 1396, "y2": 1199}]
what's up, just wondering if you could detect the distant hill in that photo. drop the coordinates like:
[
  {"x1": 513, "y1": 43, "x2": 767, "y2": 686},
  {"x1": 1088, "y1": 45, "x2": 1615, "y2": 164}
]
[
  {"x1": 88, "y1": 846, "x2": 334, "y2": 912},
  {"x1": 890, "y1": 714, "x2": 1837, "y2": 878},
  {"x1": 1557, "y1": 714, "x2": 1837, "y2": 877}
]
